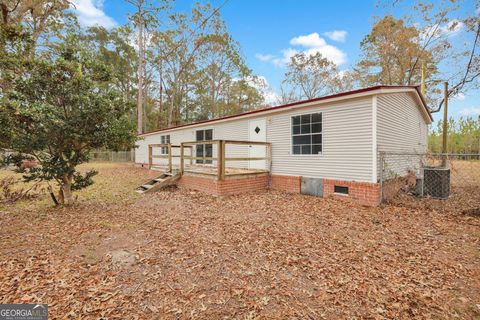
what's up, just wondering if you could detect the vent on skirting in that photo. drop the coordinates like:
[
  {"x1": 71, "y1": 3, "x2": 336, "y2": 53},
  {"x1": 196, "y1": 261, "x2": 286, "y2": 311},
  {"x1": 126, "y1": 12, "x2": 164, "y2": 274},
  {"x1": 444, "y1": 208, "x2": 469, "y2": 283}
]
[{"x1": 334, "y1": 185, "x2": 349, "y2": 195}]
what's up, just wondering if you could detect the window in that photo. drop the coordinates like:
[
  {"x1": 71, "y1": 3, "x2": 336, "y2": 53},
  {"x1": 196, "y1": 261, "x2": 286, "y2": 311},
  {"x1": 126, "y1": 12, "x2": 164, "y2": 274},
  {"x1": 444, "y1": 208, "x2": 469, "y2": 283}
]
[
  {"x1": 160, "y1": 135, "x2": 170, "y2": 154},
  {"x1": 196, "y1": 129, "x2": 213, "y2": 164},
  {"x1": 292, "y1": 112, "x2": 322, "y2": 154}
]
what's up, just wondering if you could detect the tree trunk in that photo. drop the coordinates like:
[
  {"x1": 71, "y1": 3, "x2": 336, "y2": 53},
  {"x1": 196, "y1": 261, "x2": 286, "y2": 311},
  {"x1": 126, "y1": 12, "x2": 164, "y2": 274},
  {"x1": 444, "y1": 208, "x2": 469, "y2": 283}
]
[
  {"x1": 167, "y1": 82, "x2": 177, "y2": 126},
  {"x1": 158, "y1": 63, "x2": 163, "y2": 128},
  {"x1": 0, "y1": 3, "x2": 8, "y2": 25},
  {"x1": 137, "y1": 17, "x2": 144, "y2": 135},
  {"x1": 211, "y1": 79, "x2": 216, "y2": 118},
  {"x1": 60, "y1": 175, "x2": 74, "y2": 205}
]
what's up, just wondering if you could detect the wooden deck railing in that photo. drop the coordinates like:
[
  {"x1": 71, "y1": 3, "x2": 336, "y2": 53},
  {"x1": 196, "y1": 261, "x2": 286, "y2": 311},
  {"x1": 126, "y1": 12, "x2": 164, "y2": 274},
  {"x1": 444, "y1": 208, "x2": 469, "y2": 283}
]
[
  {"x1": 148, "y1": 144, "x2": 193, "y2": 172},
  {"x1": 148, "y1": 140, "x2": 272, "y2": 180}
]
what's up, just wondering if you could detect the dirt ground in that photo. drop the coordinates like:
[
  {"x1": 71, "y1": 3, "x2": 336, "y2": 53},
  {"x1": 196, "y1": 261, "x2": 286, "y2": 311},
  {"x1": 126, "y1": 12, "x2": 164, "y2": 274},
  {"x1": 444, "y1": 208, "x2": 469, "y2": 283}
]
[{"x1": 0, "y1": 163, "x2": 479, "y2": 319}]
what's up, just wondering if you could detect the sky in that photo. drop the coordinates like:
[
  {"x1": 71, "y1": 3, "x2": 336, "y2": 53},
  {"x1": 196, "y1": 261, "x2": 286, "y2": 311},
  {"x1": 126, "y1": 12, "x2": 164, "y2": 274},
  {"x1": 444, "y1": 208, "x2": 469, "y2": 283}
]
[{"x1": 71, "y1": 0, "x2": 479, "y2": 124}]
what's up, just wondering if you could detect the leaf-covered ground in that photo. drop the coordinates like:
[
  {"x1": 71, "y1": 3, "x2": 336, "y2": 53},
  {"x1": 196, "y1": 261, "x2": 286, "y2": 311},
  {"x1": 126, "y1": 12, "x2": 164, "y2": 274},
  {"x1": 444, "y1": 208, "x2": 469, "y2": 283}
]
[{"x1": 0, "y1": 163, "x2": 479, "y2": 319}]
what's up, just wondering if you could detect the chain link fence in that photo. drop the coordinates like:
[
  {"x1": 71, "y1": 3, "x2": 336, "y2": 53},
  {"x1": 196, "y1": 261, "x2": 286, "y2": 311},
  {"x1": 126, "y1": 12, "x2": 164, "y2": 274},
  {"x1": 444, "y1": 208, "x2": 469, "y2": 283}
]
[
  {"x1": 89, "y1": 150, "x2": 135, "y2": 162},
  {"x1": 379, "y1": 152, "x2": 480, "y2": 214},
  {"x1": 0, "y1": 149, "x2": 135, "y2": 164}
]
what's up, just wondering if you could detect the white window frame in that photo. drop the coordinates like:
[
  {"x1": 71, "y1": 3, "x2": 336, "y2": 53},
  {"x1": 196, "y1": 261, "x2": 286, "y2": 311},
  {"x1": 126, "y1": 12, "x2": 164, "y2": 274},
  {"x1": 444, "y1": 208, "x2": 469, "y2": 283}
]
[
  {"x1": 195, "y1": 128, "x2": 214, "y2": 165},
  {"x1": 160, "y1": 134, "x2": 170, "y2": 154},
  {"x1": 290, "y1": 111, "x2": 323, "y2": 156}
]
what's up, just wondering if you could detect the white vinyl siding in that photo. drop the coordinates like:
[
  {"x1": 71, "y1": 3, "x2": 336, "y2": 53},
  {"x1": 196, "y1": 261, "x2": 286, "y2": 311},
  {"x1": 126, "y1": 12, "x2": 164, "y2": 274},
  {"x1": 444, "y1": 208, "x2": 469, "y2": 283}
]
[
  {"x1": 135, "y1": 119, "x2": 251, "y2": 169},
  {"x1": 136, "y1": 98, "x2": 373, "y2": 181},
  {"x1": 267, "y1": 97, "x2": 373, "y2": 182},
  {"x1": 376, "y1": 93, "x2": 429, "y2": 179},
  {"x1": 135, "y1": 90, "x2": 428, "y2": 184},
  {"x1": 377, "y1": 93, "x2": 428, "y2": 153},
  {"x1": 135, "y1": 130, "x2": 192, "y2": 166}
]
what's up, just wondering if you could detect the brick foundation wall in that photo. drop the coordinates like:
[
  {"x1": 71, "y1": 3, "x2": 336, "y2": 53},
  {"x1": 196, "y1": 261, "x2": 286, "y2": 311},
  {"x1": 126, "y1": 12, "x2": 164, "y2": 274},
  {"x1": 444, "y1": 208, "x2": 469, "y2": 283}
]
[
  {"x1": 323, "y1": 179, "x2": 381, "y2": 206},
  {"x1": 160, "y1": 170, "x2": 382, "y2": 206},
  {"x1": 177, "y1": 174, "x2": 269, "y2": 196},
  {"x1": 270, "y1": 175, "x2": 301, "y2": 193}
]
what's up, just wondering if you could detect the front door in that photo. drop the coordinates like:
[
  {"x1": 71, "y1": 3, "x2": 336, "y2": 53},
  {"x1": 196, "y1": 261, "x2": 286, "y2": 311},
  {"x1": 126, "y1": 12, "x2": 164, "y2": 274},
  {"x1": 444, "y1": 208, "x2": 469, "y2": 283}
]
[
  {"x1": 196, "y1": 129, "x2": 213, "y2": 164},
  {"x1": 248, "y1": 118, "x2": 267, "y2": 169}
]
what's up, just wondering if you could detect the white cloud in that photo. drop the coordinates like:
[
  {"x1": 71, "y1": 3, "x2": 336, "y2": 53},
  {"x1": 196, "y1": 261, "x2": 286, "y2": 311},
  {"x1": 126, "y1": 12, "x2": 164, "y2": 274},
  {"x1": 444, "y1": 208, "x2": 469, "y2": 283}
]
[
  {"x1": 421, "y1": 19, "x2": 464, "y2": 40},
  {"x1": 255, "y1": 53, "x2": 274, "y2": 62},
  {"x1": 71, "y1": 0, "x2": 117, "y2": 28},
  {"x1": 458, "y1": 107, "x2": 480, "y2": 116},
  {"x1": 256, "y1": 32, "x2": 347, "y2": 67},
  {"x1": 323, "y1": 30, "x2": 347, "y2": 42},
  {"x1": 440, "y1": 19, "x2": 464, "y2": 35},
  {"x1": 290, "y1": 33, "x2": 326, "y2": 47},
  {"x1": 452, "y1": 92, "x2": 466, "y2": 101},
  {"x1": 272, "y1": 48, "x2": 299, "y2": 66}
]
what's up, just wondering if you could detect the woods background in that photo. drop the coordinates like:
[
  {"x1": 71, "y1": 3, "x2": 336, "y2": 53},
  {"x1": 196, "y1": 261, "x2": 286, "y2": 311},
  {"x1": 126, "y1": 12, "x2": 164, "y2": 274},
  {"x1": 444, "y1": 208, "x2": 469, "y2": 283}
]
[{"x1": 0, "y1": 0, "x2": 479, "y2": 153}]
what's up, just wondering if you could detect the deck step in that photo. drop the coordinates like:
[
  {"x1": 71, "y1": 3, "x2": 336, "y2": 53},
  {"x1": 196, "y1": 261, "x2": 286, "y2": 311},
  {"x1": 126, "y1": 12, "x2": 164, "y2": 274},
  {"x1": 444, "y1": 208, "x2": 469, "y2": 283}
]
[{"x1": 134, "y1": 173, "x2": 181, "y2": 194}]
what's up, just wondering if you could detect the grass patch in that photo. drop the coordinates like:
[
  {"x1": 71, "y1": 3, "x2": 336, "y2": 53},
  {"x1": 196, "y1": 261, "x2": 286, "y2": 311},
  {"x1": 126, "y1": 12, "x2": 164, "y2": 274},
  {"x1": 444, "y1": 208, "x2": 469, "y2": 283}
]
[{"x1": 0, "y1": 162, "x2": 149, "y2": 210}]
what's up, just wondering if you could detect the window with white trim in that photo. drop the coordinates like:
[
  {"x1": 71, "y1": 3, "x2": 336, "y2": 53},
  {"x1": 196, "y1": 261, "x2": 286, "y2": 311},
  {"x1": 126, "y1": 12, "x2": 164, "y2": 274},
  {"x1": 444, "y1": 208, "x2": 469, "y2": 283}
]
[
  {"x1": 291, "y1": 112, "x2": 322, "y2": 155},
  {"x1": 196, "y1": 129, "x2": 213, "y2": 164},
  {"x1": 160, "y1": 135, "x2": 170, "y2": 154}
]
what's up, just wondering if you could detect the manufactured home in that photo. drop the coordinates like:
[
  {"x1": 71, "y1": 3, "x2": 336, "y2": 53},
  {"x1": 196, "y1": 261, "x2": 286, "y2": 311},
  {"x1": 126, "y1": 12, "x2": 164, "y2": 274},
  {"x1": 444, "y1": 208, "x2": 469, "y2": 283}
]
[{"x1": 135, "y1": 85, "x2": 432, "y2": 206}]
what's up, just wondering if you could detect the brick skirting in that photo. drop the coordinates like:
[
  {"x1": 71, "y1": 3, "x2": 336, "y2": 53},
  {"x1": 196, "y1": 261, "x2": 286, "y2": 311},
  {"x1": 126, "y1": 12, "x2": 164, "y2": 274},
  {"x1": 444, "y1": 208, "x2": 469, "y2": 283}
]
[
  {"x1": 323, "y1": 179, "x2": 381, "y2": 206},
  {"x1": 270, "y1": 175, "x2": 380, "y2": 206},
  {"x1": 270, "y1": 175, "x2": 302, "y2": 193},
  {"x1": 148, "y1": 168, "x2": 382, "y2": 206},
  {"x1": 177, "y1": 174, "x2": 269, "y2": 196}
]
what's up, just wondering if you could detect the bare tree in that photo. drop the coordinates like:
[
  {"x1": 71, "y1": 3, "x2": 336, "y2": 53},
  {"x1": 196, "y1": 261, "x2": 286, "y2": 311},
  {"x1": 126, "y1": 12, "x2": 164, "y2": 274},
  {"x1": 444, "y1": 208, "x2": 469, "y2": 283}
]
[
  {"x1": 283, "y1": 52, "x2": 344, "y2": 100},
  {"x1": 126, "y1": 0, "x2": 165, "y2": 133}
]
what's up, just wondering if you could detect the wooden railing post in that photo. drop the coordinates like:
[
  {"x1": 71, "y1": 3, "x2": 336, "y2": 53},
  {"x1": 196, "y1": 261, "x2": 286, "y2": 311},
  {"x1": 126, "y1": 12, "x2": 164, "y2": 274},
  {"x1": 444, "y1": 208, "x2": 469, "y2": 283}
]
[
  {"x1": 148, "y1": 145, "x2": 152, "y2": 169},
  {"x1": 168, "y1": 143, "x2": 172, "y2": 173},
  {"x1": 190, "y1": 146, "x2": 193, "y2": 165},
  {"x1": 221, "y1": 140, "x2": 226, "y2": 180},
  {"x1": 180, "y1": 143, "x2": 184, "y2": 174},
  {"x1": 217, "y1": 140, "x2": 225, "y2": 180},
  {"x1": 203, "y1": 142, "x2": 206, "y2": 165}
]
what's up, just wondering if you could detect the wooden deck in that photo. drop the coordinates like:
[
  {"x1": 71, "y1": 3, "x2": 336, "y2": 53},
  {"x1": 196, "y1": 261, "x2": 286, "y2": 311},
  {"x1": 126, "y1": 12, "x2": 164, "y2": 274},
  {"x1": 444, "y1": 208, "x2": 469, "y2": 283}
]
[{"x1": 148, "y1": 140, "x2": 272, "y2": 181}]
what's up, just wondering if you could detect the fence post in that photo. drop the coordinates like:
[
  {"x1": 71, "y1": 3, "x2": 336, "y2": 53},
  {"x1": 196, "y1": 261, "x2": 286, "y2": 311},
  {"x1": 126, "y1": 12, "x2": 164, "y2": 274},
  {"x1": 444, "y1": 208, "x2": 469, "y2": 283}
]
[
  {"x1": 168, "y1": 143, "x2": 172, "y2": 173},
  {"x1": 379, "y1": 152, "x2": 384, "y2": 203},
  {"x1": 180, "y1": 143, "x2": 184, "y2": 175},
  {"x1": 148, "y1": 145, "x2": 152, "y2": 169}
]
